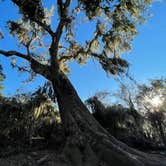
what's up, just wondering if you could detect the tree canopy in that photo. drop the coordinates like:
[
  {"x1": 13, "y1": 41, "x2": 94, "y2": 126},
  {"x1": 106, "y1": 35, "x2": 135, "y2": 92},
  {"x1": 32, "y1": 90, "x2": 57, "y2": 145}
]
[{"x1": 0, "y1": 0, "x2": 152, "y2": 79}]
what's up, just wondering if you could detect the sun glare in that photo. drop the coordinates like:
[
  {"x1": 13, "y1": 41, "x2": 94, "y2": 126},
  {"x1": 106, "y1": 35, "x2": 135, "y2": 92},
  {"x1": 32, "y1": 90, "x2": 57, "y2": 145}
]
[
  {"x1": 150, "y1": 96, "x2": 162, "y2": 108},
  {"x1": 143, "y1": 94, "x2": 164, "y2": 112}
]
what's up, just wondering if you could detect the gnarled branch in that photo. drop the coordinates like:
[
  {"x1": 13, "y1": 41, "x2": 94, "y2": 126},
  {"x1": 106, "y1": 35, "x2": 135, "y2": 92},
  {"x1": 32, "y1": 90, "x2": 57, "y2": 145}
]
[
  {"x1": 0, "y1": 50, "x2": 50, "y2": 79},
  {"x1": 0, "y1": 50, "x2": 30, "y2": 61},
  {"x1": 59, "y1": 50, "x2": 101, "y2": 62},
  {"x1": 49, "y1": 0, "x2": 72, "y2": 69},
  {"x1": 31, "y1": 18, "x2": 55, "y2": 36}
]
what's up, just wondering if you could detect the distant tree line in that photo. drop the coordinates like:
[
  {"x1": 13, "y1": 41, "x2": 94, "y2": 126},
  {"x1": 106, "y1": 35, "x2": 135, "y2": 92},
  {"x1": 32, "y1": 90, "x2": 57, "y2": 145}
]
[{"x1": 86, "y1": 78, "x2": 166, "y2": 150}]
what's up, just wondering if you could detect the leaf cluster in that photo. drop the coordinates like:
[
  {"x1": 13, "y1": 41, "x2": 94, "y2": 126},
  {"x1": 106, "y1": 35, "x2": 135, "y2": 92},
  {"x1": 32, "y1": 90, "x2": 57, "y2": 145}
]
[
  {"x1": 12, "y1": 0, "x2": 45, "y2": 21},
  {"x1": 99, "y1": 57, "x2": 129, "y2": 75}
]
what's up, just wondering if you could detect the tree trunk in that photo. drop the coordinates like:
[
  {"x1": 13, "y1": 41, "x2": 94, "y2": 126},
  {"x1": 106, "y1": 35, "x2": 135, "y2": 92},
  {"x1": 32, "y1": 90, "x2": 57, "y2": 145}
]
[
  {"x1": 50, "y1": 72, "x2": 166, "y2": 166},
  {"x1": 157, "y1": 120, "x2": 166, "y2": 147}
]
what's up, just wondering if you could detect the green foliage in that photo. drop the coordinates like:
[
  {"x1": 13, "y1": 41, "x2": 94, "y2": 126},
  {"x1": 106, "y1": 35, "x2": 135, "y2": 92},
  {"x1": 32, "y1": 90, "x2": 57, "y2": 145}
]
[
  {"x1": 2, "y1": 0, "x2": 152, "y2": 76},
  {"x1": 12, "y1": 0, "x2": 45, "y2": 21},
  {"x1": 0, "y1": 88, "x2": 60, "y2": 142},
  {"x1": 76, "y1": 0, "x2": 152, "y2": 74}
]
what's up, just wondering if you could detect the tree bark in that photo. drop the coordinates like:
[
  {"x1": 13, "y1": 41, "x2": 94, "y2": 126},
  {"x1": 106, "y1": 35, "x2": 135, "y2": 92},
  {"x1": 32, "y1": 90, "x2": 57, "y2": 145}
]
[
  {"x1": 49, "y1": 72, "x2": 166, "y2": 166},
  {"x1": 157, "y1": 120, "x2": 166, "y2": 147}
]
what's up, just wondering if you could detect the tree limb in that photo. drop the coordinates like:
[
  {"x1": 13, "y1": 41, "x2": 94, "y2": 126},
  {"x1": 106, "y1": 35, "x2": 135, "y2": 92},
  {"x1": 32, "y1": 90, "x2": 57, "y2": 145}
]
[
  {"x1": 64, "y1": 0, "x2": 71, "y2": 8},
  {"x1": 59, "y1": 49, "x2": 102, "y2": 62},
  {"x1": 31, "y1": 18, "x2": 55, "y2": 36},
  {"x1": 0, "y1": 50, "x2": 30, "y2": 61},
  {"x1": 0, "y1": 50, "x2": 50, "y2": 79},
  {"x1": 49, "y1": 0, "x2": 71, "y2": 69},
  {"x1": 57, "y1": 0, "x2": 63, "y2": 17},
  {"x1": 11, "y1": 0, "x2": 54, "y2": 37}
]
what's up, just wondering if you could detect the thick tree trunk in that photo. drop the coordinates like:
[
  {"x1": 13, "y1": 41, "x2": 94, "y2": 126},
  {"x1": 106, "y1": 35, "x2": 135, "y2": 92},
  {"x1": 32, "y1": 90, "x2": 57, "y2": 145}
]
[{"x1": 50, "y1": 72, "x2": 166, "y2": 166}]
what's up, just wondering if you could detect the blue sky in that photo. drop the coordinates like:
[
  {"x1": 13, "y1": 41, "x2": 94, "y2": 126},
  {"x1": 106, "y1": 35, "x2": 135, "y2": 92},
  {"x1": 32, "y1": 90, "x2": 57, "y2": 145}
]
[{"x1": 0, "y1": 1, "x2": 166, "y2": 100}]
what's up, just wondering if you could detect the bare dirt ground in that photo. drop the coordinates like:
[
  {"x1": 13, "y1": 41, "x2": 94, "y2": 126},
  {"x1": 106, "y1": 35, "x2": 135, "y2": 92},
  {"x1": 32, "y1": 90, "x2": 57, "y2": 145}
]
[
  {"x1": 1, "y1": 148, "x2": 166, "y2": 166},
  {"x1": 0, "y1": 149, "x2": 69, "y2": 166}
]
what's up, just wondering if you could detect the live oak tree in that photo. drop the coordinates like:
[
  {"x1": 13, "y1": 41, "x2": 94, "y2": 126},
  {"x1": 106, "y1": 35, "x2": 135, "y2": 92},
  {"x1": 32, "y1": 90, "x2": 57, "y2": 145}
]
[{"x1": 0, "y1": 0, "x2": 166, "y2": 166}]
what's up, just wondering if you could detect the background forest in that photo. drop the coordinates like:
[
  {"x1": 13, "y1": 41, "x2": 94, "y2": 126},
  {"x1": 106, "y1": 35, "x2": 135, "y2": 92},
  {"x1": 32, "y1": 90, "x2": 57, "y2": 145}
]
[{"x1": 0, "y1": 73, "x2": 165, "y2": 155}]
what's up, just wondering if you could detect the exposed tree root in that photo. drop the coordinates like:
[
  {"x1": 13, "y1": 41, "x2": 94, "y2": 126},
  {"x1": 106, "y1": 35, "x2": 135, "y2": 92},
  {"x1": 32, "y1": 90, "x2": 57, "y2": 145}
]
[{"x1": 63, "y1": 133, "x2": 166, "y2": 166}]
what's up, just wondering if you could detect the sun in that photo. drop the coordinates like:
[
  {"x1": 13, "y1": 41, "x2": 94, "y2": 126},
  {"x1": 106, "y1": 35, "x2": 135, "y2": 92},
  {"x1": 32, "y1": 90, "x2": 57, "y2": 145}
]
[
  {"x1": 143, "y1": 94, "x2": 164, "y2": 112},
  {"x1": 150, "y1": 96, "x2": 162, "y2": 108}
]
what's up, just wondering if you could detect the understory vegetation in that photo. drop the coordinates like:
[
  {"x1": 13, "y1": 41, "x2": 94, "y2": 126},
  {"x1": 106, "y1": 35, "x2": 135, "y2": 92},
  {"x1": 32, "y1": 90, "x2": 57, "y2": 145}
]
[{"x1": 0, "y1": 78, "x2": 165, "y2": 157}]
